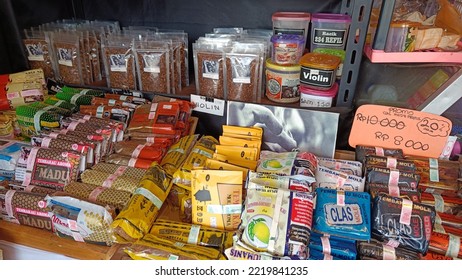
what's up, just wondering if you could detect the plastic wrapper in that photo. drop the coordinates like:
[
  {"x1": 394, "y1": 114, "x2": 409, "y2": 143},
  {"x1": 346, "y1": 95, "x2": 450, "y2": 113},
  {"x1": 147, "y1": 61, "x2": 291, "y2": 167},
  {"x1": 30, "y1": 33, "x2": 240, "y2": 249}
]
[
  {"x1": 355, "y1": 145, "x2": 404, "y2": 163},
  {"x1": 90, "y1": 162, "x2": 146, "y2": 181},
  {"x1": 43, "y1": 97, "x2": 78, "y2": 113},
  {"x1": 357, "y1": 239, "x2": 421, "y2": 260},
  {"x1": 371, "y1": 193, "x2": 435, "y2": 254},
  {"x1": 149, "y1": 218, "x2": 234, "y2": 249},
  {"x1": 368, "y1": 182, "x2": 421, "y2": 203},
  {"x1": 46, "y1": 195, "x2": 115, "y2": 246},
  {"x1": 0, "y1": 188, "x2": 52, "y2": 231},
  {"x1": 103, "y1": 93, "x2": 149, "y2": 105},
  {"x1": 428, "y1": 231, "x2": 462, "y2": 258},
  {"x1": 191, "y1": 170, "x2": 243, "y2": 231},
  {"x1": 80, "y1": 169, "x2": 141, "y2": 193},
  {"x1": 316, "y1": 165, "x2": 365, "y2": 192},
  {"x1": 78, "y1": 105, "x2": 132, "y2": 125},
  {"x1": 407, "y1": 157, "x2": 461, "y2": 195},
  {"x1": 239, "y1": 178, "x2": 313, "y2": 259},
  {"x1": 63, "y1": 181, "x2": 132, "y2": 214},
  {"x1": 90, "y1": 96, "x2": 138, "y2": 109},
  {"x1": 166, "y1": 184, "x2": 192, "y2": 223},
  {"x1": 247, "y1": 171, "x2": 315, "y2": 193},
  {"x1": 54, "y1": 86, "x2": 104, "y2": 107},
  {"x1": 50, "y1": 31, "x2": 84, "y2": 85},
  {"x1": 102, "y1": 35, "x2": 137, "y2": 90},
  {"x1": 111, "y1": 135, "x2": 197, "y2": 243},
  {"x1": 22, "y1": 147, "x2": 83, "y2": 191},
  {"x1": 172, "y1": 135, "x2": 219, "y2": 190},
  {"x1": 111, "y1": 162, "x2": 171, "y2": 243},
  {"x1": 0, "y1": 141, "x2": 31, "y2": 179},
  {"x1": 256, "y1": 151, "x2": 297, "y2": 175},
  {"x1": 317, "y1": 156, "x2": 363, "y2": 176},
  {"x1": 420, "y1": 192, "x2": 462, "y2": 216},
  {"x1": 105, "y1": 154, "x2": 153, "y2": 169},
  {"x1": 308, "y1": 232, "x2": 357, "y2": 260},
  {"x1": 364, "y1": 154, "x2": 416, "y2": 173},
  {"x1": 112, "y1": 141, "x2": 166, "y2": 162},
  {"x1": 15, "y1": 103, "x2": 70, "y2": 137},
  {"x1": 313, "y1": 188, "x2": 371, "y2": 241},
  {"x1": 30, "y1": 136, "x2": 92, "y2": 170},
  {"x1": 134, "y1": 41, "x2": 171, "y2": 94},
  {"x1": 366, "y1": 166, "x2": 420, "y2": 189},
  {"x1": 23, "y1": 30, "x2": 55, "y2": 79},
  {"x1": 123, "y1": 233, "x2": 226, "y2": 260}
]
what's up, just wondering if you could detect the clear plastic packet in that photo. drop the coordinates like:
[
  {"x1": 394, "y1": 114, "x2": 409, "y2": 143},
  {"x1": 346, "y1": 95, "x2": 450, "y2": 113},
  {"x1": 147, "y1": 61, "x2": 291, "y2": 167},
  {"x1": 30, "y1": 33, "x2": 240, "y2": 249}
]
[
  {"x1": 23, "y1": 29, "x2": 55, "y2": 79},
  {"x1": 134, "y1": 40, "x2": 171, "y2": 93},
  {"x1": 102, "y1": 34, "x2": 137, "y2": 90},
  {"x1": 50, "y1": 31, "x2": 84, "y2": 85}
]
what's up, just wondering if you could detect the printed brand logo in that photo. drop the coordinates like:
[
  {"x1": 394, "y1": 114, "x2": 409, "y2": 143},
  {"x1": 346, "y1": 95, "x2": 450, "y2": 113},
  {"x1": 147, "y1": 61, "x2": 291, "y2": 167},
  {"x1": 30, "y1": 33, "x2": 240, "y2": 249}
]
[
  {"x1": 381, "y1": 214, "x2": 423, "y2": 241},
  {"x1": 324, "y1": 203, "x2": 363, "y2": 225},
  {"x1": 18, "y1": 214, "x2": 53, "y2": 231},
  {"x1": 300, "y1": 67, "x2": 334, "y2": 88},
  {"x1": 312, "y1": 29, "x2": 346, "y2": 47},
  {"x1": 34, "y1": 163, "x2": 70, "y2": 185}
]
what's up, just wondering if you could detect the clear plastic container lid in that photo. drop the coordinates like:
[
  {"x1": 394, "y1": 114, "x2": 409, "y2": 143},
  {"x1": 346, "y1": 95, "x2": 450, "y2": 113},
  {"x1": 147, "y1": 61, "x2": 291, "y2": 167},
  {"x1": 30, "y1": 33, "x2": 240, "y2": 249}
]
[
  {"x1": 300, "y1": 52, "x2": 341, "y2": 70},
  {"x1": 311, "y1": 13, "x2": 351, "y2": 23},
  {"x1": 272, "y1": 12, "x2": 311, "y2": 21},
  {"x1": 270, "y1": 34, "x2": 305, "y2": 44}
]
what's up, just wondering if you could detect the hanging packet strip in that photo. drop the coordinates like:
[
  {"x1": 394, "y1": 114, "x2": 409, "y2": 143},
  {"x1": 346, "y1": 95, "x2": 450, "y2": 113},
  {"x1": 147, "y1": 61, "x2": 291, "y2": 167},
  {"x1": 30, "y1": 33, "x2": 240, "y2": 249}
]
[
  {"x1": 313, "y1": 187, "x2": 371, "y2": 241},
  {"x1": 371, "y1": 193, "x2": 435, "y2": 254}
]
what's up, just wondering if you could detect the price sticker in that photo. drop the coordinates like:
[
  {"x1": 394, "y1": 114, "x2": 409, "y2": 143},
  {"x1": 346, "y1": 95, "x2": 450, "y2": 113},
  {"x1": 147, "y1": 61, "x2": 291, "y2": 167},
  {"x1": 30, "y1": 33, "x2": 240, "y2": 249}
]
[{"x1": 349, "y1": 105, "x2": 452, "y2": 158}]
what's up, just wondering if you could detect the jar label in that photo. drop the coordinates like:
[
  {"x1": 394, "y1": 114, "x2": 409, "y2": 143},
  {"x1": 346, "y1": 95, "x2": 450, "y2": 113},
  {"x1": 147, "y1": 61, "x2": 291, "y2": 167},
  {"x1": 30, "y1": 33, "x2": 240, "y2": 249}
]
[
  {"x1": 312, "y1": 28, "x2": 347, "y2": 48},
  {"x1": 300, "y1": 67, "x2": 334, "y2": 88}
]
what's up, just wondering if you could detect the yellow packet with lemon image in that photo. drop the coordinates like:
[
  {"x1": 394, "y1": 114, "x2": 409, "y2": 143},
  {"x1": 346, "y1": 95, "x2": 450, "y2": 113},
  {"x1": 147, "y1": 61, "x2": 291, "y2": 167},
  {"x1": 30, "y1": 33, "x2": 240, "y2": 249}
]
[
  {"x1": 239, "y1": 179, "x2": 314, "y2": 259},
  {"x1": 256, "y1": 151, "x2": 297, "y2": 176}
]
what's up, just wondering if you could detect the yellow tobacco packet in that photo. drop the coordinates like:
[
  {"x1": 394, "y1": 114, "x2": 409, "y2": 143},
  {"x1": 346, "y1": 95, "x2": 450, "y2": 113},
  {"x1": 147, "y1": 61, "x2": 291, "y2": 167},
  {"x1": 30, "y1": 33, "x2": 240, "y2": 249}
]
[
  {"x1": 219, "y1": 135, "x2": 262, "y2": 154},
  {"x1": 191, "y1": 170, "x2": 243, "y2": 231},
  {"x1": 172, "y1": 135, "x2": 219, "y2": 190},
  {"x1": 150, "y1": 218, "x2": 234, "y2": 249},
  {"x1": 215, "y1": 144, "x2": 259, "y2": 161},
  {"x1": 222, "y1": 125, "x2": 263, "y2": 138},
  {"x1": 123, "y1": 233, "x2": 227, "y2": 260},
  {"x1": 212, "y1": 152, "x2": 258, "y2": 170},
  {"x1": 205, "y1": 158, "x2": 250, "y2": 180}
]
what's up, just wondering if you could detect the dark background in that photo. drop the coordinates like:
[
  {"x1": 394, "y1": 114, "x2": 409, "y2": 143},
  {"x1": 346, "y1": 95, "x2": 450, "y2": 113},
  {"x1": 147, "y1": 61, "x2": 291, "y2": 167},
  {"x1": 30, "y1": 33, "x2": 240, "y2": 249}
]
[{"x1": 0, "y1": 0, "x2": 354, "y2": 150}]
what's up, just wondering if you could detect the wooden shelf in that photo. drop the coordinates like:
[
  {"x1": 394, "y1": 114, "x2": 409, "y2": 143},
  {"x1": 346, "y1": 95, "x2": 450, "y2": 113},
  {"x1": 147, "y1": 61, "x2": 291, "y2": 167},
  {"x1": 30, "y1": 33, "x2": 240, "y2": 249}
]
[{"x1": 0, "y1": 220, "x2": 120, "y2": 260}]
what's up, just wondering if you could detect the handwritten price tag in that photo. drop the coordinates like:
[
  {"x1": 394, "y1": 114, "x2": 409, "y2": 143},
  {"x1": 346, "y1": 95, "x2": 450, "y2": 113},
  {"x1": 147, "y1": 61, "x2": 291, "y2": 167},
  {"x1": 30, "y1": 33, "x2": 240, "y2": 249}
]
[{"x1": 349, "y1": 105, "x2": 452, "y2": 158}]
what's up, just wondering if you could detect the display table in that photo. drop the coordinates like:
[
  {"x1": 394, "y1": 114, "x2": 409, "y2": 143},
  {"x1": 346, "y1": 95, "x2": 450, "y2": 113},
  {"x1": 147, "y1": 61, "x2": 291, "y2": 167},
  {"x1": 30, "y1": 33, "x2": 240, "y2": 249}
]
[{"x1": 0, "y1": 220, "x2": 120, "y2": 260}]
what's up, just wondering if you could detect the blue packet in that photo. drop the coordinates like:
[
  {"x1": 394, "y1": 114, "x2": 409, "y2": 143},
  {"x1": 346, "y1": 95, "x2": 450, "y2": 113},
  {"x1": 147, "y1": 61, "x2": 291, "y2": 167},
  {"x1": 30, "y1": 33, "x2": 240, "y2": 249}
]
[
  {"x1": 308, "y1": 248, "x2": 343, "y2": 260},
  {"x1": 309, "y1": 232, "x2": 357, "y2": 260},
  {"x1": 313, "y1": 187, "x2": 371, "y2": 241}
]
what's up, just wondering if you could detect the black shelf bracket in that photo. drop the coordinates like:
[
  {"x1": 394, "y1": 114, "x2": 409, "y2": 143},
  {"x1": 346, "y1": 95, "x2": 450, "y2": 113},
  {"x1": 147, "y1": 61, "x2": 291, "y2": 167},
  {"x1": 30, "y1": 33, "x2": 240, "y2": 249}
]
[{"x1": 336, "y1": 0, "x2": 373, "y2": 107}]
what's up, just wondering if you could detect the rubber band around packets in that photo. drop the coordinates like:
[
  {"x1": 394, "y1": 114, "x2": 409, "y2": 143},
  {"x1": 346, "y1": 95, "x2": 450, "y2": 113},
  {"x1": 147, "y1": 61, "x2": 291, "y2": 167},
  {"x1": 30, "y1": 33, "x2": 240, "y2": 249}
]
[
  {"x1": 386, "y1": 157, "x2": 397, "y2": 169},
  {"x1": 5, "y1": 190, "x2": 16, "y2": 218},
  {"x1": 447, "y1": 234, "x2": 461, "y2": 258},
  {"x1": 88, "y1": 187, "x2": 106, "y2": 203},
  {"x1": 149, "y1": 103, "x2": 158, "y2": 120},
  {"x1": 323, "y1": 254, "x2": 333, "y2": 260},
  {"x1": 375, "y1": 147, "x2": 384, "y2": 156},
  {"x1": 33, "y1": 106, "x2": 54, "y2": 132},
  {"x1": 187, "y1": 224, "x2": 201, "y2": 244},
  {"x1": 432, "y1": 193, "x2": 445, "y2": 213},
  {"x1": 336, "y1": 190, "x2": 345, "y2": 206},
  {"x1": 115, "y1": 165, "x2": 128, "y2": 176},
  {"x1": 134, "y1": 187, "x2": 163, "y2": 209},
  {"x1": 382, "y1": 244, "x2": 396, "y2": 260},
  {"x1": 70, "y1": 93, "x2": 84, "y2": 105},
  {"x1": 320, "y1": 236, "x2": 331, "y2": 255},
  {"x1": 102, "y1": 174, "x2": 118, "y2": 188},
  {"x1": 131, "y1": 144, "x2": 145, "y2": 158},
  {"x1": 388, "y1": 169, "x2": 400, "y2": 188},
  {"x1": 399, "y1": 199, "x2": 413, "y2": 225},
  {"x1": 96, "y1": 105, "x2": 105, "y2": 118}
]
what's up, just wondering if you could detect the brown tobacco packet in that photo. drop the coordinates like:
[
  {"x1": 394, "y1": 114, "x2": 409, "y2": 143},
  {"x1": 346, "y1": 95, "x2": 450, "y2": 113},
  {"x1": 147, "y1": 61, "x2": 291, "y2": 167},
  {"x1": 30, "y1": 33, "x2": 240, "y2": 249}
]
[
  {"x1": 428, "y1": 231, "x2": 462, "y2": 258},
  {"x1": 407, "y1": 157, "x2": 461, "y2": 193},
  {"x1": 355, "y1": 145, "x2": 404, "y2": 163},
  {"x1": 365, "y1": 154, "x2": 416, "y2": 173}
]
